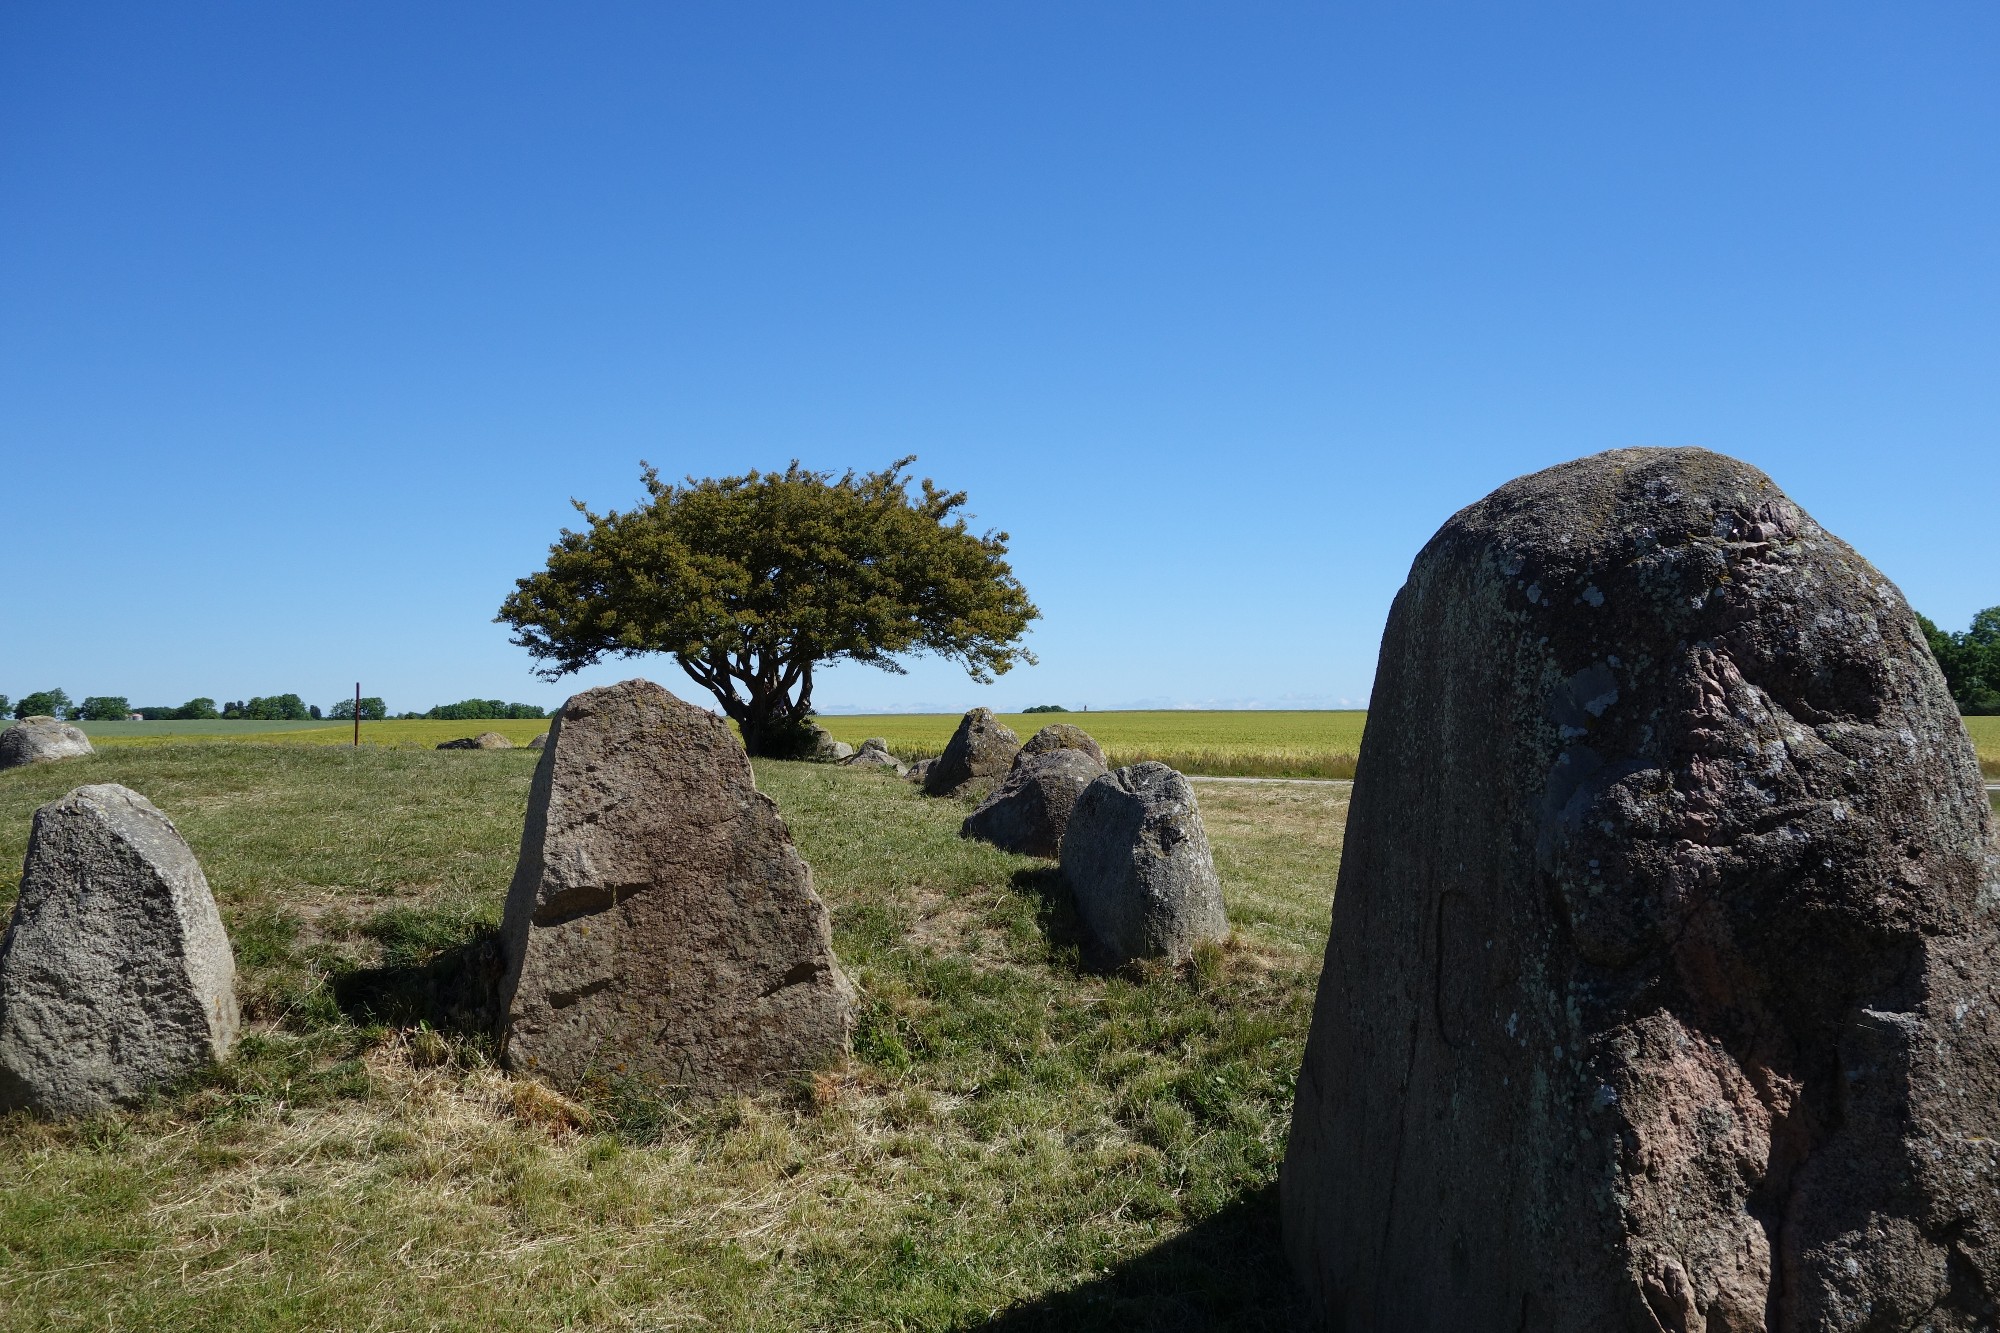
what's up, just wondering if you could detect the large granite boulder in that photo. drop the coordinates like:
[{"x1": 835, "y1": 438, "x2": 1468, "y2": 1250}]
[
  {"x1": 843, "y1": 738, "x2": 906, "y2": 775},
  {"x1": 497, "y1": 679, "x2": 854, "y2": 1096},
  {"x1": 1018, "y1": 722, "x2": 1106, "y2": 768},
  {"x1": 0, "y1": 717, "x2": 94, "y2": 770},
  {"x1": 961, "y1": 747, "x2": 1106, "y2": 858},
  {"x1": 0, "y1": 784, "x2": 238, "y2": 1114},
  {"x1": 922, "y1": 708, "x2": 1020, "y2": 797},
  {"x1": 1281, "y1": 448, "x2": 2000, "y2": 1331},
  {"x1": 437, "y1": 731, "x2": 513, "y2": 750},
  {"x1": 1059, "y1": 762, "x2": 1226, "y2": 966}
]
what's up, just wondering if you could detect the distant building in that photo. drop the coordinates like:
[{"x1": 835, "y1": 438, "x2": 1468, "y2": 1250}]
[{"x1": 125, "y1": 713, "x2": 144, "y2": 722}]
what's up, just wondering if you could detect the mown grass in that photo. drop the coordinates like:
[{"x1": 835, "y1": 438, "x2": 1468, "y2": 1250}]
[
  {"x1": 818, "y1": 711, "x2": 1367, "y2": 781},
  {"x1": 0, "y1": 745, "x2": 1342, "y2": 1330}
]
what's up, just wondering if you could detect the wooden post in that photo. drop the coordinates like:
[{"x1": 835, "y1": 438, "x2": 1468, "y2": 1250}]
[{"x1": 354, "y1": 682, "x2": 361, "y2": 748}]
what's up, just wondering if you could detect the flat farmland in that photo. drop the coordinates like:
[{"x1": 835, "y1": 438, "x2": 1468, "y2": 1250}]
[
  {"x1": 819, "y1": 710, "x2": 1369, "y2": 780},
  {"x1": 1966, "y1": 715, "x2": 1999, "y2": 776}
]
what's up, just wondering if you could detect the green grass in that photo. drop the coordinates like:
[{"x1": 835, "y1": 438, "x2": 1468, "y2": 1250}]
[
  {"x1": 817, "y1": 710, "x2": 1368, "y2": 780},
  {"x1": 0, "y1": 744, "x2": 1340, "y2": 1330},
  {"x1": 74, "y1": 719, "x2": 351, "y2": 739}
]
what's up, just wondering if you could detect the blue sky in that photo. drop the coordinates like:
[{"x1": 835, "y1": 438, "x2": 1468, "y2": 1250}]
[{"x1": 3, "y1": 3, "x2": 1994, "y2": 716}]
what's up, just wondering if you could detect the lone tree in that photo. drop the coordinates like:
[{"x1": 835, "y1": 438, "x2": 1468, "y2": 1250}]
[{"x1": 497, "y1": 459, "x2": 1039, "y2": 755}]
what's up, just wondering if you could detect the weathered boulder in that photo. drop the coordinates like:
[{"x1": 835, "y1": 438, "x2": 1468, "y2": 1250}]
[
  {"x1": 0, "y1": 784, "x2": 238, "y2": 1114},
  {"x1": 843, "y1": 738, "x2": 906, "y2": 775},
  {"x1": 437, "y1": 731, "x2": 513, "y2": 750},
  {"x1": 1018, "y1": 722, "x2": 1107, "y2": 768},
  {"x1": 1059, "y1": 762, "x2": 1225, "y2": 966},
  {"x1": 0, "y1": 717, "x2": 94, "y2": 770},
  {"x1": 526, "y1": 733, "x2": 547, "y2": 750},
  {"x1": 961, "y1": 747, "x2": 1106, "y2": 858},
  {"x1": 906, "y1": 757, "x2": 936, "y2": 786},
  {"x1": 805, "y1": 723, "x2": 855, "y2": 763},
  {"x1": 923, "y1": 708, "x2": 1020, "y2": 796},
  {"x1": 497, "y1": 679, "x2": 854, "y2": 1096},
  {"x1": 1281, "y1": 448, "x2": 2000, "y2": 1332}
]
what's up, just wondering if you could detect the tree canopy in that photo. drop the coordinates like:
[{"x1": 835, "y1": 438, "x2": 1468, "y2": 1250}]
[
  {"x1": 497, "y1": 458, "x2": 1039, "y2": 753},
  {"x1": 1920, "y1": 606, "x2": 2000, "y2": 715}
]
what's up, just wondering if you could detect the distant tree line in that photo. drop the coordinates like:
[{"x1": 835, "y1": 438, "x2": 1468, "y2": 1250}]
[
  {"x1": 329, "y1": 697, "x2": 390, "y2": 721},
  {"x1": 1920, "y1": 607, "x2": 2000, "y2": 715},
  {"x1": 416, "y1": 699, "x2": 547, "y2": 721}
]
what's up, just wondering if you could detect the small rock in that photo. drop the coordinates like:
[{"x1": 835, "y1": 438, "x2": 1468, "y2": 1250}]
[
  {"x1": 805, "y1": 723, "x2": 854, "y2": 763},
  {"x1": 526, "y1": 734, "x2": 547, "y2": 750},
  {"x1": 962, "y1": 747, "x2": 1106, "y2": 858},
  {"x1": 906, "y1": 757, "x2": 936, "y2": 786},
  {"x1": 437, "y1": 731, "x2": 513, "y2": 750},
  {"x1": 1059, "y1": 763, "x2": 1226, "y2": 966},
  {"x1": 498, "y1": 679, "x2": 854, "y2": 1096},
  {"x1": 923, "y1": 708, "x2": 1020, "y2": 797},
  {"x1": 0, "y1": 784, "x2": 238, "y2": 1114},
  {"x1": 843, "y1": 738, "x2": 907, "y2": 775},
  {"x1": 1018, "y1": 723, "x2": 1106, "y2": 768},
  {"x1": 0, "y1": 717, "x2": 94, "y2": 771}
]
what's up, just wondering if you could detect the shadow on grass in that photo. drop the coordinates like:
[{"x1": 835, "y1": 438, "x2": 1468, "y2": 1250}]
[
  {"x1": 1010, "y1": 864, "x2": 1094, "y2": 967},
  {"x1": 332, "y1": 925, "x2": 505, "y2": 1035},
  {"x1": 965, "y1": 1184, "x2": 1304, "y2": 1332}
]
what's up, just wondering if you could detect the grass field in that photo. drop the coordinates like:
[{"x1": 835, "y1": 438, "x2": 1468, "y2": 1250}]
[
  {"x1": 1969, "y1": 715, "x2": 2000, "y2": 777},
  {"x1": 817, "y1": 711, "x2": 1369, "y2": 780},
  {"x1": 0, "y1": 744, "x2": 1341, "y2": 1330}
]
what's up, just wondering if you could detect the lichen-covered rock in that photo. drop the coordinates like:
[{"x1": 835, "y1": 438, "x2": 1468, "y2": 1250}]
[
  {"x1": 0, "y1": 784, "x2": 238, "y2": 1114},
  {"x1": 923, "y1": 708, "x2": 1019, "y2": 796},
  {"x1": 906, "y1": 758, "x2": 935, "y2": 786},
  {"x1": 961, "y1": 747, "x2": 1105, "y2": 858},
  {"x1": 843, "y1": 738, "x2": 906, "y2": 775},
  {"x1": 1281, "y1": 447, "x2": 2000, "y2": 1332},
  {"x1": 1059, "y1": 762, "x2": 1225, "y2": 966},
  {"x1": 1018, "y1": 723, "x2": 1107, "y2": 768},
  {"x1": 497, "y1": 679, "x2": 854, "y2": 1096},
  {"x1": 806, "y1": 724, "x2": 854, "y2": 763},
  {"x1": 0, "y1": 717, "x2": 94, "y2": 770},
  {"x1": 437, "y1": 731, "x2": 513, "y2": 750}
]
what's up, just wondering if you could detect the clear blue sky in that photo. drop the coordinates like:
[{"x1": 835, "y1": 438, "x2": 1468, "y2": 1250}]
[{"x1": 3, "y1": 3, "x2": 1994, "y2": 716}]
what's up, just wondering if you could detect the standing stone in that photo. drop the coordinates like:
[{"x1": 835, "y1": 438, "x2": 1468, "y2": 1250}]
[
  {"x1": 805, "y1": 723, "x2": 855, "y2": 763},
  {"x1": 906, "y1": 757, "x2": 936, "y2": 786},
  {"x1": 1059, "y1": 763, "x2": 1226, "y2": 966},
  {"x1": 1281, "y1": 448, "x2": 2000, "y2": 1332},
  {"x1": 0, "y1": 785, "x2": 238, "y2": 1114},
  {"x1": 526, "y1": 733, "x2": 547, "y2": 750},
  {"x1": 1018, "y1": 722, "x2": 1107, "y2": 768},
  {"x1": 497, "y1": 679, "x2": 854, "y2": 1095},
  {"x1": 843, "y1": 738, "x2": 907, "y2": 775},
  {"x1": 923, "y1": 708, "x2": 1020, "y2": 796},
  {"x1": 961, "y1": 747, "x2": 1106, "y2": 858},
  {"x1": 0, "y1": 717, "x2": 94, "y2": 770}
]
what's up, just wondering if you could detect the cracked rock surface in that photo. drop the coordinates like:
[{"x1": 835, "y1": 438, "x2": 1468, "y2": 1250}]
[
  {"x1": 498, "y1": 679, "x2": 853, "y2": 1096},
  {"x1": 1281, "y1": 448, "x2": 2000, "y2": 1332},
  {"x1": 0, "y1": 784, "x2": 238, "y2": 1115}
]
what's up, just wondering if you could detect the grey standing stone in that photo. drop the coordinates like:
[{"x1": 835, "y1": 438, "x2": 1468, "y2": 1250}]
[
  {"x1": 1281, "y1": 448, "x2": 2000, "y2": 1332},
  {"x1": 843, "y1": 738, "x2": 907, "y2": 775},
  {"x1": 806, "y1": 723, "x2": 854, "y2": 763},
  {"x1": 498, "y1": 679, "x2": 854, "y2": 1096},
  {"x1": 1018, "y1": 722, "x2": 1107, "y2": 768},
  {"x1": 0, "y1": 784, "x2": 238, "y2": 1114},
  {"x1": 1058, "y1": 762, "x2": 1225, "y2": 966},
  {"x1": 961, "y1": 747, "x2": 1106, "y2": 858},
  {"x1": 526, "y1": 733, "x2": 547, "y2": 750},
  {"x1": 0, "y1": 717, "x2": 94, "y2": 770},
  {"x1": 923, "y1": 708, "x2": 1020, "y2": 797}
]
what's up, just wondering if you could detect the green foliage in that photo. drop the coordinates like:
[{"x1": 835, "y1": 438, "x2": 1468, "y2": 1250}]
[
  {"x1": 422, "y1": 699, "x2": 546, "y2": 721},
  {"x1": 1022, "y1": 703, "x2": 1069, "y2": 713},
  {"x1": 0, "y1": 696, "x2": 9, "y2": 718},
  {"x1": 225, "y1": 694, "x2": 312, "y2": 721},
  {"x1": 14, "y1": 688, "x2": 70, "y2": 720},
  {"x1": 497, "y1": 458, "x2": 1039, "y2": 754},
  {"x1": 77, "y1": 696, "x2": 133, "y2": 721},
  {"x1": 327, "y1": 696, "x2": 390, "y2": 720},
  {"x1": 1920, "y1": 607, "x2": 2000, "y2": 714}
]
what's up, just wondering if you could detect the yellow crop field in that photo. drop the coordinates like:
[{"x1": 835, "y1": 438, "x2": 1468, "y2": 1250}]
[
  {"x1": 1964, "y1": 715, "x2": 1999, "y2": 777},
  {"x1": 818, "y1": 710, "x2": 1369, "y2": 779}
]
